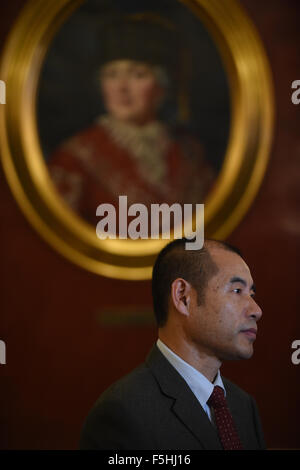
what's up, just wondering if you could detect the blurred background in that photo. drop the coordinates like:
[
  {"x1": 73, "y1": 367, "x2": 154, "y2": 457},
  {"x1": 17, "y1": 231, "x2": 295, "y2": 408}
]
[{"x1": 0, "y1": 0, "x2": 300, "y2": 449}]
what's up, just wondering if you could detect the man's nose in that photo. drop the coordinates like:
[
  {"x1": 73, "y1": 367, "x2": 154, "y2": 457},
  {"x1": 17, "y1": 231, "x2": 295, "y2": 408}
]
[{"x1": 248, "y1": 297, "x2": 263, "y2": 322}]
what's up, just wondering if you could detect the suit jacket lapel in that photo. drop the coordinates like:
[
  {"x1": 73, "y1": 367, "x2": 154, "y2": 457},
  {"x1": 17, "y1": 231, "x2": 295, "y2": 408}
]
[{"x1": 145, "y1": 345, "x2": 223, "y2": 450}]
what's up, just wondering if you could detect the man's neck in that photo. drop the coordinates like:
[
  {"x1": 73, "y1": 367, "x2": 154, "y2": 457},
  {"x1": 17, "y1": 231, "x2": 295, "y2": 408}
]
[{"x1": 158, "y1": 333, "x2": 222, "y2": 383}]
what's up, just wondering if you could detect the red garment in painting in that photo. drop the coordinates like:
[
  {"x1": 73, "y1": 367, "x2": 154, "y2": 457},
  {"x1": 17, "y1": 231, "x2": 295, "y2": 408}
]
[{"x1": 49, "y1": 117, "x2": 214, "y2": 226}]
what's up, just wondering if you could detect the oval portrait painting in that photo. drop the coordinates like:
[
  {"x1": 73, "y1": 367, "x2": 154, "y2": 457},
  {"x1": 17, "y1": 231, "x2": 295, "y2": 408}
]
[{"x1": 37, "y1": 0, "x2": 230, "y2": 227}]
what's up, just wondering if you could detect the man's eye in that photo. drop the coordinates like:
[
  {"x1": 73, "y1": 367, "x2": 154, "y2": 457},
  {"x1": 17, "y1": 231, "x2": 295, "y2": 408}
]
[{"x1": 233, "y1": 288, "x2": 242, "y2": 294}]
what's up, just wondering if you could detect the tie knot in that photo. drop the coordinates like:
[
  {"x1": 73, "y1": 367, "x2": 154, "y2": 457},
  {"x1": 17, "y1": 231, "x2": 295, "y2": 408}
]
[{"x1": 207, "y1": 385, "x2": 226, "y2": 409}]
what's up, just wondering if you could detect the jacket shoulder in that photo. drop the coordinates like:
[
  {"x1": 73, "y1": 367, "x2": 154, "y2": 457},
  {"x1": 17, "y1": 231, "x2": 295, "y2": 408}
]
[
  {"x1": 95, "y1": 362, "x2": 157, "y2": 405},
  {"x1": 79, "y1": 362, "x2": 170, "y2": 449},
  {"x1": 222, "y1": 376, "x2": 252, "y2": 400}
]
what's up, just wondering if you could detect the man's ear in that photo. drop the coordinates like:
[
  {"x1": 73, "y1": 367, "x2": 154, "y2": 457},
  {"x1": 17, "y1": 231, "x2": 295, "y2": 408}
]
[{"x1": 170, "y1": 278, "x2": 193, "y2": 317}]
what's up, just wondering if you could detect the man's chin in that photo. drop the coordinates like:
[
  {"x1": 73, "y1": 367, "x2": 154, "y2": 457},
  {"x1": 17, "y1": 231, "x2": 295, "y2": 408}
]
[
  {"x1": 237, "y1": 345, "x2": 254, "y2": 360},
  {"x1": 220, "y1": 346, "x2": 254, "y2": 361}
]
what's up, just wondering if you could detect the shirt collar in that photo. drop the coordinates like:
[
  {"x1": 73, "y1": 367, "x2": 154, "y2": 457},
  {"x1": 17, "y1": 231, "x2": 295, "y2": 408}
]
[{"x1": 156, "y1": 338, "x2": 225, "y2": 410}]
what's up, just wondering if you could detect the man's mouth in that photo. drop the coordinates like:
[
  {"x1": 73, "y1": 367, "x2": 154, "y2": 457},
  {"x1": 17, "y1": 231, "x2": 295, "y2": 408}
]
[{"x1": 240, "y1": 328, "x2": 257, "y2": 339}]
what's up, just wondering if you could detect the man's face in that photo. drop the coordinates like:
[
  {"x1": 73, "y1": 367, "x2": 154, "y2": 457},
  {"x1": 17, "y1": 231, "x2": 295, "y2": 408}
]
[
  {"x1": 187, "y1": 247, "x2": 262, "y2": 362},
  {"x1": 100, "y1": 60, "x2": 164, "y2": 125}
]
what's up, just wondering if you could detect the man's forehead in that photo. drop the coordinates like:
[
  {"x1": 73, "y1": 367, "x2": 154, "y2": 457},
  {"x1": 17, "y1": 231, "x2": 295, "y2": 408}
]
[{"x1": 208, "y1": 245, "x2": 252, "y2": 283}]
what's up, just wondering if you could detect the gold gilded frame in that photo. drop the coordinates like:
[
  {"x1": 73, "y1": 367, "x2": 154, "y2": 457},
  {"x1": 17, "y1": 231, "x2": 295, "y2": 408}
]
[{"x1": 0, "y1": 0, "x2": 274, "y2": 280}]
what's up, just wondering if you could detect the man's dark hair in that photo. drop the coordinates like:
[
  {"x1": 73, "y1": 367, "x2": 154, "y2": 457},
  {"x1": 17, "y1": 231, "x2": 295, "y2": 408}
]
[{"x1": 152, "y1": 238, "x2": 243, "y2": 327}]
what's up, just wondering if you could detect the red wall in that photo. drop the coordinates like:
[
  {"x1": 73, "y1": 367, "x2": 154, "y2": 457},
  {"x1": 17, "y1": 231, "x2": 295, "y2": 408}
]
[{"x1": 1, "y1": 0, "x2": 299, "y2": 449}]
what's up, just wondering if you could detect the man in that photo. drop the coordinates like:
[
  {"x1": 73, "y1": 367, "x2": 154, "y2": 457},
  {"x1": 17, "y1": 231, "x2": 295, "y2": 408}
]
[{"x1": 80, "y1": 238, "x2": 265, "y2": 450}]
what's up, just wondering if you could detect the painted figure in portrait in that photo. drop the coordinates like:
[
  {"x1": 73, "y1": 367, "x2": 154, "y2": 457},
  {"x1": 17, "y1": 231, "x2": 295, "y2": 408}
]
[{"x1": 47, "y1": 15, "x2": 215, "y2": 226}]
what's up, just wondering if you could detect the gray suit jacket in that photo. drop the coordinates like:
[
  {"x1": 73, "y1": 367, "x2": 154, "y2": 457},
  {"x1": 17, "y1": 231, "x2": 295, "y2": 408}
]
[{"x1": 80, "y1": 344, "x2": 265, "y2": 450}]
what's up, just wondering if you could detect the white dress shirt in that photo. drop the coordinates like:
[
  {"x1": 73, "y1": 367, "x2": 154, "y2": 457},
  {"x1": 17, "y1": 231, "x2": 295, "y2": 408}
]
[{"x1": 156, "y1": 338, "x2": 225, "y2": 422}]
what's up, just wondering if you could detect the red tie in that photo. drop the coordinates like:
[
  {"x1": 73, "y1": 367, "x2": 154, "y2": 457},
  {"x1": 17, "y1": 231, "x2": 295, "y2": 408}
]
[{"x1": 207, "y1": 385, "x2": 244, "y2": 450}]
